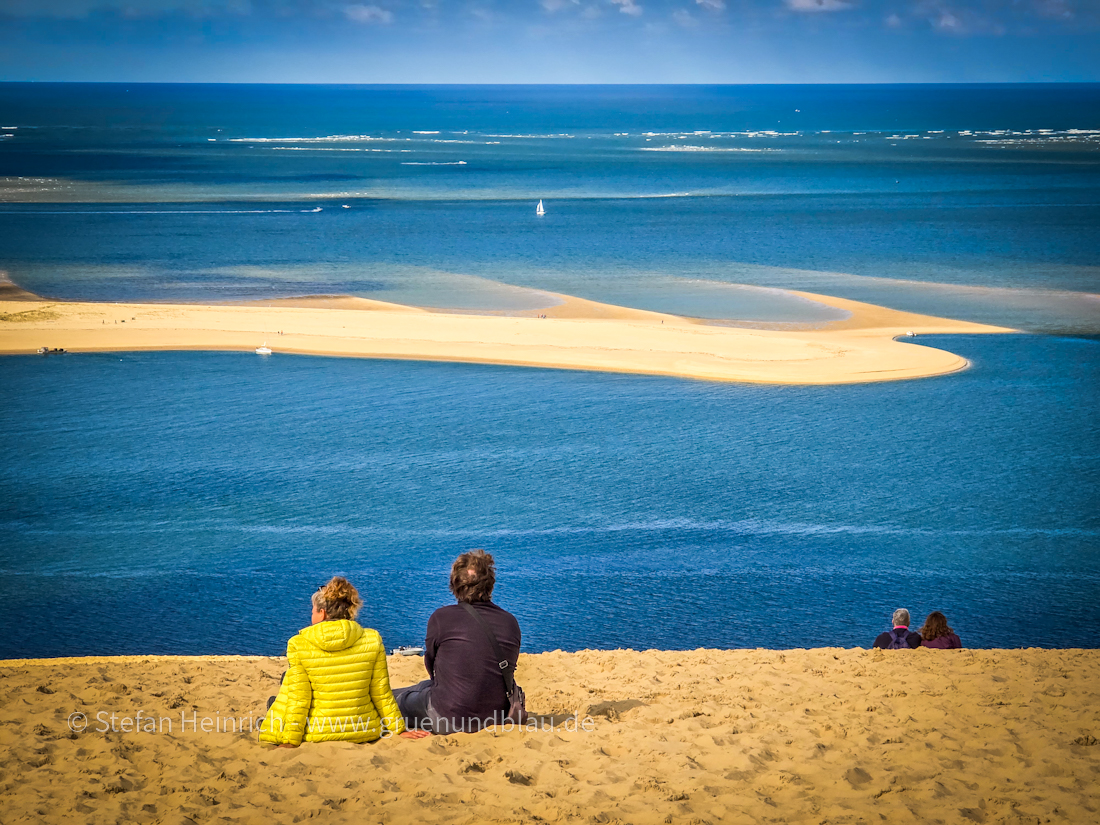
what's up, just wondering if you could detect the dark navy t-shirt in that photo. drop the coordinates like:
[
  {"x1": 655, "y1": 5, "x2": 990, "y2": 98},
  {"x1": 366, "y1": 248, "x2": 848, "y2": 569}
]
[{"x1": 424, "y1": 601, "x2": 521, "y2": 730}]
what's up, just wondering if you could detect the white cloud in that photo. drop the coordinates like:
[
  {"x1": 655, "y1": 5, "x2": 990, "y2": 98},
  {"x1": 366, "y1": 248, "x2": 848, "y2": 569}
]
[
  {"x1": 344, "y1": 4, "x2": 393, "y2": 23},
  {"x1": 695, "y1": 0, "x2": 725, "y2": 10},
  {"x1": 913, "y1": 1, "x2": 970, "y2": 33},
  {"x1": 609, "y1": 0, "x2": 643, "y2": 16},
  {"x1": 885, "y1": 12, "x2": 902, "y2": 26},
  {"x1": 785, "y1": 0, "x2": 853, "y2": 12},
  {"x1": 935, "y1": 10, "x2": 960, "y2": 29},
  {"x1": 672, "y1": 8, "x2": 697, "y2": 25}
]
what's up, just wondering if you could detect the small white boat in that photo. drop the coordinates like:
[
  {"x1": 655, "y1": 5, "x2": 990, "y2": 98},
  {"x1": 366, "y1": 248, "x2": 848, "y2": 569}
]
[
  {"x1": 392, "y1": 646, "x2": 424, "y2": 656},
  {"x1": 536, "y1": 199, "x2": 545, "y2": 216},
  {"x1": 256, "y1": 342, "x2": 272, "y2": 355}
]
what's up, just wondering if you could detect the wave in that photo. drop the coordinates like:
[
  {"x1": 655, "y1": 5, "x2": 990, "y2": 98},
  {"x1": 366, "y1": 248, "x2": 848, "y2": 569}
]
[
  {"x1": 619, "y1": 128, "x2": 1099, "y2": 142},
  {"x1": 639, "y1": 145, "x2": 775, "y2": 153},
  {"x1": 486, "y1": 133, "x2": 580, "y2": 138},
  {"x1": 639, "y1": 131, "x2": 799, "y2": 138},
  {"x1": 231, "y1": 518, "x2": 1100, "y2": 540},
  {"x1": 964, "y1": 129, "x2": 1100, "y2": 137},
  {"x1": 975, "y1": 135, "x2": 1100, "y2": 147},
  {"x1": 400, "y1": 161, "x2": 467, "y2": 166},
  {"x1": 269, "y1": 147, "x2": 412, "y2": 152},
  {"x1": 633, "y1": 192, "x2": 695, "y2": 198},
  {"x1": 877, "y1": 129, "x2": 1100, "y2": 145},
  {"x1": 228, "y1": 135, "x2": 396, "y2": 143},
  {"x1": 427, "y1": 139, "x2": 495, "y2": 144}
]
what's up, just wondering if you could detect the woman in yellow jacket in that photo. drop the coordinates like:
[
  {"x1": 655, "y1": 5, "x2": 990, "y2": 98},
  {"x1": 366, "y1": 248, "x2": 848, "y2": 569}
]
[{"x1": 260, "y1": 577, "x2": 427, "y2": 746}]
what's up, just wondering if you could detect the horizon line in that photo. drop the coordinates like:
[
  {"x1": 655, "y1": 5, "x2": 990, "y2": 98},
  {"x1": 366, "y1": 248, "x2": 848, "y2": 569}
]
[{"x1": 3, "y1": 80, "x2": 1100, "y2": 87}]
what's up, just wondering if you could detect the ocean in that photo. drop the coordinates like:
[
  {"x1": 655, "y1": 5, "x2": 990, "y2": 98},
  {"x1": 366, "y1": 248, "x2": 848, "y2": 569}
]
[{"x1": 1, "y1": 84, "x2": 1098, "y2": 656}]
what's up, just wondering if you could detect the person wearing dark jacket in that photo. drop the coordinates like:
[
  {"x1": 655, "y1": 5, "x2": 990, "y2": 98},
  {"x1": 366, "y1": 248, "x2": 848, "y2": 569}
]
[
  {"x1": 919, "y1": 611, "x2": 963, "y2": 649},
  {"x1": 873, "y1": 608, "x2": 923, "y2": 649},
  {"x1": 393, "y1": 549, "x2": 521, "y2": 734}
]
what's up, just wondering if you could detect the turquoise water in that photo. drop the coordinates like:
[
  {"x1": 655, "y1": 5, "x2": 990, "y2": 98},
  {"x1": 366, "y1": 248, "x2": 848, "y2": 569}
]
[
  {"x1": 1, "y1": 84, "x2": 1098, "y2": 331},
  {"x1": 1, "y1": 85, "x2": 1098, "y2": 656}
]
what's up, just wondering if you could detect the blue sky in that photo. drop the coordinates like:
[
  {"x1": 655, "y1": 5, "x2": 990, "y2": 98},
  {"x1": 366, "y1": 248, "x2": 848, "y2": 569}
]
[{"x1": 1, "y1": 0, "x2": 1098, "y2": 82}]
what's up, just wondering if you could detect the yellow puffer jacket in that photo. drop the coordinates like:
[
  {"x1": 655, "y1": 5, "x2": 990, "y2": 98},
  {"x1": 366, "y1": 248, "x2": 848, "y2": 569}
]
[{"x1": 259, "y1": 619, "x2": 405, "y2": 745}]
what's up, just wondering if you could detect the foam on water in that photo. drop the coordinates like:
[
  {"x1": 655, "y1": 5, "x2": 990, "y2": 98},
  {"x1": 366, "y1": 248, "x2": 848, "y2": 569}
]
[
  {"x1": 639, "y1": 145, "x2": 776, "y2": 152},
  {"x1": 268, "y1": 147, "x2": 413, "y2": 152},
  {"x1": 228, "y1": 134, "x2": 397, "y2": 142}
]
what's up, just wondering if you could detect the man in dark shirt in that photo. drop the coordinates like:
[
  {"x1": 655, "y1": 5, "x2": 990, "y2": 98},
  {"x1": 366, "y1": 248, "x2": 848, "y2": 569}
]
[
  {"x1": 873, "y1": 608, "x2": 923, "y2": 649},
  {"x1": 393, "y1": 549, "x2": 522, "y2": 734}
]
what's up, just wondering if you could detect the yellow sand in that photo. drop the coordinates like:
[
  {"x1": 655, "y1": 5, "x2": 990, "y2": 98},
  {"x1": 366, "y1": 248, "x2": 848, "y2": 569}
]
[
  {"x1": 0, "y1": 280, "x2": 1013, "y2": 385},
  {"x1": 2, "y1": 649, "x2": 1097, "y2": 824}
]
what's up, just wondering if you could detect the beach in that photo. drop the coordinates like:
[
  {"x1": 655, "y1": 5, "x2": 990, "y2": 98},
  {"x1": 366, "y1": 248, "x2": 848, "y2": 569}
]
[
  {"x1": 2, "y1": 81, "x2": 1097, "y2": 825},
  {"x1": 0, "y1": 280, "x2": 1012, "y2": 385},
  {"x1": 2, "y1": 648, "x2": 1098, "y2": 824}
]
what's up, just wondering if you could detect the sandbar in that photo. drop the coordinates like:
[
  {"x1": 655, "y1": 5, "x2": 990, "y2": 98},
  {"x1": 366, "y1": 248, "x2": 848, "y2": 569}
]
[
  {"x1": 2, "y1": 648, "x2": 1097, "y2": 823},
  {"x1": 0, "y1": 277, "x2": 1014, "y2": 384}
]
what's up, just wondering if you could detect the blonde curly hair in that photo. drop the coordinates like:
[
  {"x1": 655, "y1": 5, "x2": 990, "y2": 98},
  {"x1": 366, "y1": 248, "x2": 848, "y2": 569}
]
[{"x1": 311, "y1": 576, "x2": 362, "y2": 621}]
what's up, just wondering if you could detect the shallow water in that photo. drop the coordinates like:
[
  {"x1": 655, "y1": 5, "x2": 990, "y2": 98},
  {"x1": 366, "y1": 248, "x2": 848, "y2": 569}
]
[{"x1": 1, "y1": 84, "x2": 1098, "y2": 332}]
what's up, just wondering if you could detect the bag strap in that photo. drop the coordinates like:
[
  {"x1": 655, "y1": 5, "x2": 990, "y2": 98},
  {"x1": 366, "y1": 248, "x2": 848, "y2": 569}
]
[{"x1": 460, "y1": 602, "x2": 516, "y2": 698}]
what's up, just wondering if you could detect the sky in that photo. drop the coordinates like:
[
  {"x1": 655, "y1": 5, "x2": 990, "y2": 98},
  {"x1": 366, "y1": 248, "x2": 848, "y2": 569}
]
[{"x1": 1, "y1": 0, "x2": 1098, "y2": 83}]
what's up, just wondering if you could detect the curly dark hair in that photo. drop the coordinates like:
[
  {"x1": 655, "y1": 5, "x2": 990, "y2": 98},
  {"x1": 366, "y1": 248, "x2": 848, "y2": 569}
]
[
  {"x1": 312, "y1": 576, "x2": 362, "y2": 621},
  {"x1": 919, "y1": 611, "x2": 955, "y2": 641},
  {"x1": 449, "y1": 549, "x2": 496, "y2": 604}
]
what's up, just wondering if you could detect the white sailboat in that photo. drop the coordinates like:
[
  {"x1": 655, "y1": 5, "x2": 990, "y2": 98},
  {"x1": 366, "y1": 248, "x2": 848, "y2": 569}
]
[
  {"x1": 536, "y1": 199, "x2": 545, "y2": 216},
  {"x1": 256, "y1": 342, "x2": 272, "y2": 355}
]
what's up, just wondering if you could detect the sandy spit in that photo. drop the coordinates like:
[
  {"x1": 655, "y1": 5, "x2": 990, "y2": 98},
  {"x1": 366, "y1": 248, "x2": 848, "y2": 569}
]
[
  {"x1": 0, "y1": 282, "x2": 1013, "y2": 385},
  {"x1": 2, "y1": 648, "x2": 1097, "y2": 824}
]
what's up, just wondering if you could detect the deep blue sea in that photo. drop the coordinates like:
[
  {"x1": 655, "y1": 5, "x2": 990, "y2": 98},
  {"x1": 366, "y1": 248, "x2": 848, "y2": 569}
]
[{"x1": 1, "y1": 85, "x2": 1098, "y2": 656}]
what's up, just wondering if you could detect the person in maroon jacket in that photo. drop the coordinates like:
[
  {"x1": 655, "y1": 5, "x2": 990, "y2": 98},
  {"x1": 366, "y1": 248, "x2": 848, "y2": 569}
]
[
  {"x1": 393, "y1": 549, "x2": 522, "y2": 734},
  {"x1": 919, "y1": 611, "x2": 963, "y2": 649}
]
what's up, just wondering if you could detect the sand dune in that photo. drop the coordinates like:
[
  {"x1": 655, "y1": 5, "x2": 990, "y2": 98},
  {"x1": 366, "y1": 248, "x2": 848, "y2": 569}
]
[
  {"x1": 0, "y1": 281, "x2": 1012, "y2": 385},
  {"x1": 1, "y1": 648, "x2": 1097, "y2": 824}
]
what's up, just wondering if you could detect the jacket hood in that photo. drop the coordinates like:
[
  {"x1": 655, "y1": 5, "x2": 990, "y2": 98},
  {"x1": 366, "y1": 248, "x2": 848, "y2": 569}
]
[{"x1": 299, "y1": 619, "x2": 364, "y2": 652}]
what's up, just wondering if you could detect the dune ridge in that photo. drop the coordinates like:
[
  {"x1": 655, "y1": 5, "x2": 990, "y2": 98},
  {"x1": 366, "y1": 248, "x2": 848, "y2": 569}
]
[
  {"x1": 2, "y1": 648, "x2": 1097, "y2": 824},
  {"x1": 0, "y1": 281, "x2": 1013, "y2": 385}
]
